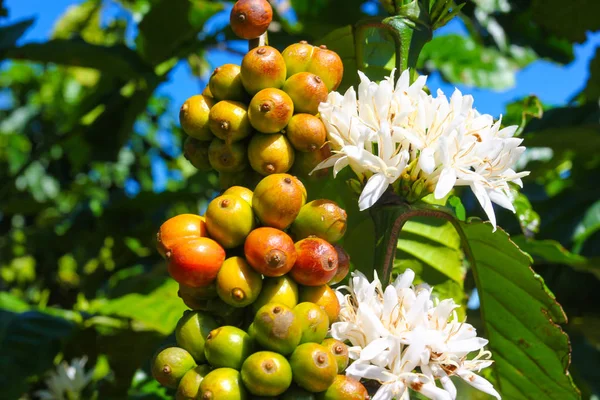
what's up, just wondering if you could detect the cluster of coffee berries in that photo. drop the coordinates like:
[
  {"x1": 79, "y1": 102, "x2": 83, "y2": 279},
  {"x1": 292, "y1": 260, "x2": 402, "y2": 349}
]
[
  {"x1": 180, "y1": 0, "x2": 344, "y2": 188},
  {"x1": 152, "y1": 173, "x2": 369, "y2": 399}
]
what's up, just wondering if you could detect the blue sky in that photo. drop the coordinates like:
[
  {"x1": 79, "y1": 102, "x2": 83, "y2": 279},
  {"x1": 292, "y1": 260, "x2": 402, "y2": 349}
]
[{"x1": 3, "y1": 0, "x2": 599, "y2": 118}]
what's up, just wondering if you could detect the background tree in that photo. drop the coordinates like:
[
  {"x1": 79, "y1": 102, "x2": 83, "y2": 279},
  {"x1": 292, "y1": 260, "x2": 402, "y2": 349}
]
[{"x1": 0, "y1": 0, "x2": 598, "y2": 398}]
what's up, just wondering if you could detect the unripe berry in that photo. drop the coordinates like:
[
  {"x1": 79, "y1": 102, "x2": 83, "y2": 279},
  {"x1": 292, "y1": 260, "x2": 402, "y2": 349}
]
[
  {"x1": 179, "y1": 95, "x2": 215, "y2": 140},
  {"x1": 208, "y1": 100, "x2": 251, "y2": 143},
  {"x1": 208, "y1": 138, "x2": 248, "y2": 173},
  {"x1": 248, "y1": 133, "x2": 295, "y2": 175},
  {"x1": 230, "y1": 0, "x2": 273, "y2": 39},
  {"x1": 208, "y1": 64, "x2": 247, "y2": 101},
  {"x1": 282, "y1": 41, "x2": 314, "y2": 77},
  {"x1": 183, "y1": 137, "x2": 212, "y2": 171}
]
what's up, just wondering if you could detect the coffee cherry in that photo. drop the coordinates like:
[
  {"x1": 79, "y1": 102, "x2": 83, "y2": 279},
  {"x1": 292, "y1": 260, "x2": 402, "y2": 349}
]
[
  {"x1": 167, "y1": 237, "x2": 226, "y2": 288},
  {"x1": 289, "y1": 143, "x2": 332, "y2": 180},
  {"x1": 208, "y1": 64, "x2": 247, "y2": 101},
  {"x1": 180, "y1": 95, "x2": 215, "y2": 140},
  {"x1": 248, "y1": 133, "x2": 295, "y2": 175},
  {"x1": 241, "y1": 46, "x2": 287, "y2": 95},
  {"x1": 291, "y1": 199, "x2": 348, "y2": 243},
  {"x1": 183, "y1": 137, "x2": 212, "y2": 171},
  {"x1": 205, "y1": 194, "x2": 256, "y2": 248},
  {"x1": 282, "y1": 43, "x2": 344, "y2": 91},
  {"x1": 282, "y1": 72, "x2": 328, "y2": 115},
  {"x1": 244, "y1": 227, "x2": 297, "y2": 277},
  {"x1": 291, "y1": 237, "x2": 338, "y2": 286},
  {"x1": 310, "y1": 46, "x2": 344, "y2": 91},
  {"x1": 248, "y1": 88, "x2": 294, "y2": 133},
  {"x1": 157, "y1": 214, "x2": 207, "y2": 258},
  {"x1": 252, "y1": 174, "x2": 306, "y2": 229},
  {"x1": 208, "y1": 100, "x2": 251, "y2": 143},
  {"x1": 328, "y1": 245, "x2": 350, "y2": 285},
  {"x1": 282, "y1": 42, "x2": 314, "y2": 78},
  {"x1": 208, "y1": 138, "x2": 248, "y2": 173},
  {"x1": 285, "y1": 114, "x2": 327, "y2": 152},
  {"x1": 230, "y1": 0, "x2": 273, "y2": 40}
]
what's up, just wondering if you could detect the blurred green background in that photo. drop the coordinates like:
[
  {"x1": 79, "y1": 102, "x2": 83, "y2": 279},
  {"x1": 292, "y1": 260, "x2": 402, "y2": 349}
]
[{"x1": 1, "y1": 0, "x2": 599, "y2": 399}]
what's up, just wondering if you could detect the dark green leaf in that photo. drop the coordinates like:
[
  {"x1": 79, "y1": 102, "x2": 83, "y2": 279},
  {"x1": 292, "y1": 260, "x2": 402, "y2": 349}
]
[
  {"x1": 572, "y1": 200, "x2": 600, "y2": 253},
  {"x1": 582, "y1": 47, "x2": 600, "y2": 102},
  {"x1": 512, "y1": 235, "x2": 600, "y2": 280},
  {"x1": 4, "y1": 40, "x2": 152, "y2": 79},
  {"x1": 0, "y1": 296, "x2": 78, "y2": 399},
  {"x1": 531, "y1": 0, "x2": 600, "y2": 43},
  {"x1": 0, "y1": 18, "x2": 34, "y2": 50},
  {"x1": 523, "y1": 102, "x2": 600, "y2": 156},
  {"x1": 460, "y1": 220, "x2": 580, "y2": 399},
  {"x1": 289, "y1": 0, "x2": 365, "y2": 40},
  {"x1": 93, "y1": 279, "x2": 187, "y2": 335},
  {"x1": 135, "y1": 0, "x2": 222, "y2": 65}
]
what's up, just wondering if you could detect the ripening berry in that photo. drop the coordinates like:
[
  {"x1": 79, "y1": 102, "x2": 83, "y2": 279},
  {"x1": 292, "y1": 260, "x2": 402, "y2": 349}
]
[
  {"x1": 241, "y1": 46, "x2": 287, "y2": 95},
  {"x1": 285, "y1": 113, "x2": 327, "y2": 152},
  {"x1": 230, "y1": 0, "x2": 273, "y2": 40},
  {"x1": 252, "y1": 174, "x2": 306, "y2": 229},
  {"x1": 248, "y1": 88, "x2": 294, "y2": 133},
  {"x1": 156, "y1": 214, "x2": 207, "y2": 258},
  {"x1": 289, "y1": 143, "x2": 332, "y2": 180},
  {"x1": 282, "y1": 72, "x2": 328, "y2": 115},
  {"x1": 282, "y1": 42, "x2": 344, "y2": 91},
  {"x1": 167, "y1": 237, "x2": 226, "y2": 288},
  {"x1": 244, "y1": 227, "x2": 297, "y2": 277},
  {"x1": 290, "y1": 237, "x2": 338, "y2": 286}
]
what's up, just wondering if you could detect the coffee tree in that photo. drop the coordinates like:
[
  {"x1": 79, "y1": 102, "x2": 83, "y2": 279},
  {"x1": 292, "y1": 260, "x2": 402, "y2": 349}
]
[{"x1": 0, "y1": 0, "x2": 599, "y2": 399}]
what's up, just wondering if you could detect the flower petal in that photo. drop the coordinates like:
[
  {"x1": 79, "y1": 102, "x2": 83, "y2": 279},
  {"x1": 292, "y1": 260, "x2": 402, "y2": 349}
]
[{"x1": 359, "y1": 173, "x2": 389, "y2": 211}]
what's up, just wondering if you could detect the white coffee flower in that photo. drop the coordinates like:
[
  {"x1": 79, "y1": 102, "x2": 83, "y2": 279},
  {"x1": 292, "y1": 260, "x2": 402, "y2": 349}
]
[
  {"x1": 332, "y1": 271, "x2": 500, "y2": 400},
  {"x1": 316, "y1": 69, "x2": 530, "y2": 228},
  {"x1": 35, "y1": 357, "x2": 93, "y2": 400}
]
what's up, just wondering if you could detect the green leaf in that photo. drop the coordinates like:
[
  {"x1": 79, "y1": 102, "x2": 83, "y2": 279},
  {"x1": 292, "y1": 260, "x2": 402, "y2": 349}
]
[
  {"x1": 0, "y1": 295, "x2": 78, "y2": 398},
  {"x1": 4, "y1": 40, "x2": 152, "y2": 80},
  {"x1": 135, "y1": 0, "x2": 223, "y2": 66},
  {"x1": 94, "y1": 279, "x2": 187, "y2": 335},
  {"x1": 513, "y1": 192, "x2": 541, "y2": 235},
  {"x1": 572, "y1": 200, "x2": 600, "y2": 253},
  {"x1": 397, "y1": 217, "x2": 464, "y2": 282},
  {"x1": 460, "y1": 220, "x2": 580, "y2": 399},
  {"x1": 523, "y1": 102, "x2": 600, "y2": 157},
  {"x1": 52, "y1": 0, "x2": 103, "y2": 43},
  {"x1": 418, "y1": 34, "x2": 533, "y2": 90},
  {"x1": 317, "y1": 25, "x2": 395, "y2": 93},
  {"x1": 513, "y1": 236, "x2": 600, "y2": 280},
  {"x1": 531, "y1": 0, "x2": 600, "y2": 43},
  {"x1": 0, "y1": 18, "x2": 34, "y2": 50},
  {"x1": 288, "y1": 0, "x2": 365, "y2": 40},
  {"x1": 503, "y1": 95, "x2": 544, "y2": 136},
  {"x1": 583, "y1": 47, "x2": 600, "y2": 105}
]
